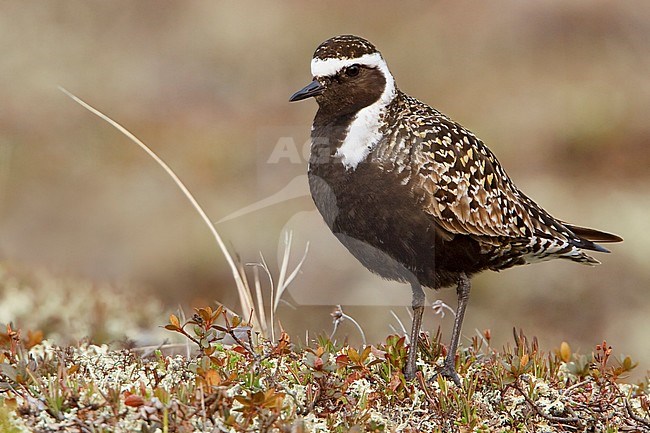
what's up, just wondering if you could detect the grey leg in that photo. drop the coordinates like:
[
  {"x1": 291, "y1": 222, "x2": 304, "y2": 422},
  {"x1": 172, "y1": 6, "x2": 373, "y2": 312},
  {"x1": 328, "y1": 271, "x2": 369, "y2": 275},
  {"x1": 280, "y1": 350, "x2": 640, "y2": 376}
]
[
  {"x1": 404, "y1": 280, "x2": 425, "y2": 381},
  {"x1": 439, "y1": 272, "x2": 471, "y2": 386}
]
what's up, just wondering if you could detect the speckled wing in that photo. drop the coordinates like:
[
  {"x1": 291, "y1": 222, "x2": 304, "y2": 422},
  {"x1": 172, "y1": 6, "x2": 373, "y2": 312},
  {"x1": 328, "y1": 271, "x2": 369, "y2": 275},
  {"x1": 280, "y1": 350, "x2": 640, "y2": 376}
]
[{"x1": 395, "y1": 97, "x2": 597, "y2": 264}]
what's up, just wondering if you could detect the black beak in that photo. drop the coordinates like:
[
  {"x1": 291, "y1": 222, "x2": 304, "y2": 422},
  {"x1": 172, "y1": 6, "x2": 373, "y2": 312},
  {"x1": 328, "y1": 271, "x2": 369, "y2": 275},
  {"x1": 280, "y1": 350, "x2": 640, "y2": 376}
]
[{"x1": 289, "y1": 80, "x2": 324, "y2": 102}]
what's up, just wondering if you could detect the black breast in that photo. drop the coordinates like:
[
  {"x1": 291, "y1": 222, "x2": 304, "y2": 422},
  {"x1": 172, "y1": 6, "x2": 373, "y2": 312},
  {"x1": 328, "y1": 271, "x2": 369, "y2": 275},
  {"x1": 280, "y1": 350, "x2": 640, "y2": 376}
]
[{"x1": 308, "y1": 159, "x2": 491, "y2": 290}]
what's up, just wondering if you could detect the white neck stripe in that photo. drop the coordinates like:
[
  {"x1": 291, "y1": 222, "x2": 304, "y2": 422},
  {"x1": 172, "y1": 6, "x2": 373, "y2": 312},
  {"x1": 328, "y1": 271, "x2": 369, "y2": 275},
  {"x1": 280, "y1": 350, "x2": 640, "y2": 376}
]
[{"x1": 311, "y1": 53, "x2": 385, "y2": 78}]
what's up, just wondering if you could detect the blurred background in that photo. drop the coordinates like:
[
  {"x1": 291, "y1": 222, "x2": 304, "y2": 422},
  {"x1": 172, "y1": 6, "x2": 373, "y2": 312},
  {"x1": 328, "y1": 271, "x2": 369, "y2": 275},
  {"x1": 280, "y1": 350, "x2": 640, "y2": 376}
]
[{"x1": 0, "y1": 1, "x2": 648, "y2": 377}]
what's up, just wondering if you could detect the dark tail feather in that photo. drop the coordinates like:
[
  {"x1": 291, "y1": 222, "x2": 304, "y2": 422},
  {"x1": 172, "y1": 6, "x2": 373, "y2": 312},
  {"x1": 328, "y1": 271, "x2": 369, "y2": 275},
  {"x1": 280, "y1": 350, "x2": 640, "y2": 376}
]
[{"x1": 564, "y1": 224, "x2": 623, "y2": 254}]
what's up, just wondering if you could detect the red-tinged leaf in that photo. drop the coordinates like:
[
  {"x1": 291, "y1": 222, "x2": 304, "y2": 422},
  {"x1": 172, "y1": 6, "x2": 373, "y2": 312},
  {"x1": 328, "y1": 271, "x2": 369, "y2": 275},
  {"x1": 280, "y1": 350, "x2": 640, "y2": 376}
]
[
  {"x1": 343, "y1": 370, "x2": 363, "y2": 387},
  {"x1": 313, "y1": 356, "x2": 324, "y2": 370},
  {"x1": 263, "y1": 390, "x2": 285, "y2": 410},
  {"x1": 272, "y1": 332, "x2": 291, "y2": 355},
  {"x1": 232, "y1": 346, "x2": 248, "y2": 355},
  {"x1": 371, "y1": 346, "x2": 387, "y2": 359},
  {"x1": 278, "y1": 331, "x2": 291, "y2": 344},
  {"x1": 210, "y1": 355, "x2": 225, "y2": 367},
  {"x1": 198, "y1": 308, "x2": 211, "y2": 323},
  {"x1": 124, "y1": 394, "x2": 145, "y2": 407},
  {"x1": 233, "y1": 395, "x2": 248, "y2": 405},
  {"x1": 203, "y1": 369, "x2": 221, "y2": 387},
  {"x1": 388, "y1": 371, "x2": 401, "y2": 392},
  {"x1": 483, "y1": 329, "x2": 491, "y2": 342},
  {"x1": 253, "y1": 390, "x2": 266, "y2": 405},
  {"x1": 336, "y1": 354, "x2": 350, "y2": 367},
  {"x1": 169, "y1": 314, "x2": 180, "y2": 329}
]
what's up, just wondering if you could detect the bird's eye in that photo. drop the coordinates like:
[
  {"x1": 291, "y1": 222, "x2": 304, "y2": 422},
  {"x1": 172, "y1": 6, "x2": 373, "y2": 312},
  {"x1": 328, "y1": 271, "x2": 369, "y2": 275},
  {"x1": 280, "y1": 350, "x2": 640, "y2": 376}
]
[{"x1": 345, "y1": 65, "x2": 360, "y2": 77}]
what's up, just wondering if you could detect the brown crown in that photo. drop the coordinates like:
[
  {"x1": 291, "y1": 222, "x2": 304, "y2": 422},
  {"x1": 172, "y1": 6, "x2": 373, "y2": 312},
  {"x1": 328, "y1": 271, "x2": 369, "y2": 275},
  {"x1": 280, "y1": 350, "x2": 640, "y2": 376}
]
[{"x1": 313, "y1": 35, "x2": 379, "y2": 60}]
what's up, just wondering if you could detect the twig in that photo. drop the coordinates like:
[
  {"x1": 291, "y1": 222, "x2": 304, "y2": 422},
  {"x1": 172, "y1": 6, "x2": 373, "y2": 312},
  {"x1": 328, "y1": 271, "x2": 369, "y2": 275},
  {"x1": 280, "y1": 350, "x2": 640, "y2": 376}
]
[
  {"x1": 416, "y1": 370, "x2": 438, "y2": 408},
  {"x1": 513, "y1": 380, "x2": 580, "y2": 426},
  {"x1": 73, "y1": 418, "x2": 96, "y2": 433},
  {"x1": 562, "y1": 379, "x2": 592, "y2": 398},
  {"x1": 272, "y1": 380, "x2": 308, "y2": 415},
  {"x1": 173, "y1": 325, "x2": 204, "y2": 349},
  {"x1": 199, "y1": 383, "x2": 207, "y2": 432},
  {"x1": 305, "y1": 380, "x2": 322, "y2": 414},
  {"x1": 625, "y1": 398, "x2": 650, "y2": 429},
  {"x1": 220, "y1": 310, "x2": 260, "y2": 361}
]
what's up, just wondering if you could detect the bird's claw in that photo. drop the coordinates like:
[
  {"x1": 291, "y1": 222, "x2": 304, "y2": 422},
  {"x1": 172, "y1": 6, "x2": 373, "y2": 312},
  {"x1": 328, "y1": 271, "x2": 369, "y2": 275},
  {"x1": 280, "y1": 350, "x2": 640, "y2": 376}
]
[
  {"x1": 403, "y1": 364, "x2": 417, "y2": 381},
  {"x1": 435, "y1": 362, "x2": 462, "y2": 387}
]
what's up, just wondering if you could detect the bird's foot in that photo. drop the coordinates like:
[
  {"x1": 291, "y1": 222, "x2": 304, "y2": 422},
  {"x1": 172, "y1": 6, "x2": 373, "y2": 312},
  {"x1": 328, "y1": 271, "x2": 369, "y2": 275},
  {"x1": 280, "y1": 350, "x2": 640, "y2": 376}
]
[
  {"x1": 403, "y1": 363, "x2": 417, "y2": 381},
  {"x1": 403, "y1": 331, "x2": 421, "y2": 381},
  {"x1": 436, "y1": 360, "x2": 462, "y2": 387}
]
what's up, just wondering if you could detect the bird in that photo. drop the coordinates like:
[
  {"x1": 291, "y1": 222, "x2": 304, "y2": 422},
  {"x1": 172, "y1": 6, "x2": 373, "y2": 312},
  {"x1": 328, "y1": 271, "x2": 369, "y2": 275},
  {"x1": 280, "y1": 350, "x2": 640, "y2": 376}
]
[{"x1": 289, "y1": 35, "x2": 622, "y2": 386}]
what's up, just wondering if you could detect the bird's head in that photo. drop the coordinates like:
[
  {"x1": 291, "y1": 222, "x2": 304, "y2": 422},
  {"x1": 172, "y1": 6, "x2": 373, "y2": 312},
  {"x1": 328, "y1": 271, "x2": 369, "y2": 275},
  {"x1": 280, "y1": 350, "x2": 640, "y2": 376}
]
[{"x1": 290, "y1": 35, "x2": 396, "y2": 118}]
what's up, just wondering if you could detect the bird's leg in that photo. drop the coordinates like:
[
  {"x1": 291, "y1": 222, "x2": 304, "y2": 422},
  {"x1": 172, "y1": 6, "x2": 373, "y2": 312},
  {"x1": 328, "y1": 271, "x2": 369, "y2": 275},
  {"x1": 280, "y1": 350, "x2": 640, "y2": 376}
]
[
  {"x1": 404, "y1": 279, "x2": 425, "y2": 381},
  {"x1": 439, "y1": 272, "x2": 471, "y2": 387}
]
